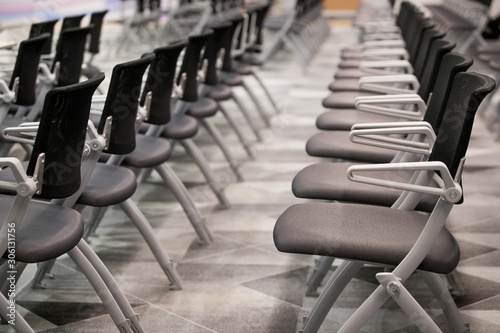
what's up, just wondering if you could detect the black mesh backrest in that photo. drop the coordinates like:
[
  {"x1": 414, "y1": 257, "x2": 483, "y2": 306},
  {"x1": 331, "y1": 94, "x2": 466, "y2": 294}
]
[
  {"x1": 203, "y1": 21, "x2": 233, "y2": 85},
  {"x1": 88, "y1": 10, "x2": 108, "y2": 54},
  {"x1": 415, "y1": 38, "x2": 455, "y2": 100},
  {"x1": 429, "y1": 72, "x2": 496, "y2": 180},
  {"x1": 254, "y1": 3, "x2": 271, "y2": 47},
  {"x1": 141, "y1": 41, "x2": 187, "y2": 125},
  {"x1": 52, "y1": 26, "x2": 92, "y2": 87},
  {"x1": 27, "y1": 73, "x2": 105, "y2": 199},
  {"x1": 9, "y1": 34, "x2": 51, "y2": 106},
  {"x1": 28, "y1": 19, "x2": 58, "y2": 55},
  {"x1": 412, "y1": 29, "x2": 448, "y2": 81},
  {"x1": 221, "y1": 13, "x2": 244, "y2": 72},
  {"x1": 98, "y1": 54, "x2": 155, "y2": 154},
  {"x1": 177, "y1": 30, "x2": 213, "y2": 102},
  {"x1": 424, "y1": 53, "x2": 473, "y2": 132},
  {"x1": 55, "y1": 14, "x2": 86, "y2": 51},
  {"x1": 408, "y1": 18, "x2": 435, "y2": 65}
]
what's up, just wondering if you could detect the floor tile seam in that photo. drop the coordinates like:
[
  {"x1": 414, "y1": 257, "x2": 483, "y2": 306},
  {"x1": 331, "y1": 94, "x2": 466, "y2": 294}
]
[
  {"x1": 449, "y1": 213, "x2": 500, "y2": 232},
  {"x1": 459, "y1": 294, "x2": 500, "y2": 310},
  {"x1": 237, "y1": 264, "x2": 310, "y2": 286},
  {"x1": 127, "y1": 296, "x2": 219, "y2": 333},
  {"x1": 179, "y1": 243, "x2": 261, "y2": 263}
]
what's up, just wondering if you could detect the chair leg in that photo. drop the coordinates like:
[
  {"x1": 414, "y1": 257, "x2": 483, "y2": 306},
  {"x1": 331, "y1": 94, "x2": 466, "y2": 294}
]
[
  {"x1": 32, "y1": 259, "x2": 57, "y2": 288},
  {"x1": 119, "y1": 198, "x2": 183, "y2": 290},
  {"x1": 305, "y1": 256, "x2": 335, "y2": 297},
  {"x1": 240, "y1": 81, "x2": 272, "y2": 128},
  {"x1": 250, "y1": 70, "x2": 282, "y2": 115},
  {"x1": 0, "y1": 292, "x2": 34, "y2": 333},
  {"x1": 199, "y1": 118, "x2": 244, "y2": 182},
  {"x1": 77, "y1": 240, "x2": 145, "y2": 333},
  {"x1": 67, "y1": 243, "x2": 135, "y2": 333},
  {"x1": 229, "y1": 93, "x2": 264, "y2": 142},
  {"x1": 155, "y1": 162, "x2": 213, "y2": 244},
  {"x1": 179, "y1": 138, "x2": 230, "y2": 209},
  {"x1": 419, "y1": 271, "x2": 469, "y2": 333},
  {"x1": 84, "y1": 206, "x2": 109, "y2": 239},
  {"x1": 301, "y1": 261, "x2": 363, "y2": 333},
  {"x1": 217, "y1": 103, "x2": 256, "y2": 159}
]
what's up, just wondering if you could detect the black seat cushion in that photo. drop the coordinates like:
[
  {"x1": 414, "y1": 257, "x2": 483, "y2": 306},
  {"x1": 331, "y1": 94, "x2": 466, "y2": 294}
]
[
  {"x1": 322, "y1": 91, "x2": 382, "y2": 109},
  {"x1": 77, "y1": 164, "x2": 137, "y2": 207},
  {"x1": 316, "y1": 109, "x2": 398, "y2": 131},
  {"x1": 232, "y1": 61, "x2": 253, "y2": 75},
  {"x1": 221, "y1": 72, "x2": 244, "y2": 86},
  {"x1": 186, "y1": 97, "x2": 218, "y2": 118},
  {"x1": 274, "y1": 202, "x2": 460, "y2": 274},
  {"x1": 0, "y1": 199, "x2": 83, "y2": 263},
  {"x1": 207, "y1": 84, "x2": 232, "y2": 101},
  {"x1": 306, "y1": 131, "x2": 396, "y2": 163},
  {"x1": 162, "y1": 112, "x2": 199, "y2": 140},
  {"x1": 292, "y1": 162, "x2": 438, "y2": 212},
  {"x1": 122, "y1": 134, "x2": 173, "y2": 168}
]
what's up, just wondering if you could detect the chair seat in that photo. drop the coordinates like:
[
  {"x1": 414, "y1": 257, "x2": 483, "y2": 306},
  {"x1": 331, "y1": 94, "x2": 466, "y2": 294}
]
[
  {"x1": 186, "y1": 97, "x2": 218, "y2": 118},
  {"x1": 162, "y1": 112, "x2": 198, "y2": 140},
  {"x1": 488, "y1": 57, "x2": 500, "y2": 70},
  {"x1": 123, "y1": 134, "x2": 173, "y2": 168},
  {"x1": 242, "y1": 53, "x2": 263, "y2": 66},
  {"x1": 306, "y1": 131, "x2": 396, "y2": 163},
  {"x1": 0, "y1": 198, "x2": 83, "y2": 263},
  {"x1": 207, "y1": 84, "x2": 232, "y2": 101},
  {"x1": 233, "y1": 61, "x2": 254, "y2": 75},
  {"x1": 334, "y1": 68, "x2": 379, "y2": 79},
  {"x1": 316, "y1": 109, "x2": 399, "y2": 131},
  {"x1": 328, "y1": 78, "x2": 362, "y2": 92},
  {"x1": 322, "y1": 91, "x2": 383, "y2": 109},
  {"x1": 337, "y1": 59, "x2": 363, "y2": 69},
  {"x1": 220, "y1": 72, "x2": 244, "y2": 87},
  {"x1": 292, "y1": 162, "x2": 438, "y2": 212},
  {"x1": 77, "y1": 164, "x2": 137, "y2": 207},
  {"x1": 273, "y1": 202, "x2": 460, "y2": 274}
]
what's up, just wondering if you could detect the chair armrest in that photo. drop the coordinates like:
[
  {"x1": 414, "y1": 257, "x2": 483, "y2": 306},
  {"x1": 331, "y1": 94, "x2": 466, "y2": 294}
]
[
  {"x1": 351, "y1": 121, "x2": 433, "y2": 131},
  {"x1": 361, "y1": 48, "x2": 409, "y2": 61},
  {"x1": 347, "y1": 161, "x2": 462, "y2": 203},
  {"x1": 2, "y1": 124, "x2": 40, "y2": 145},
  {"x1": 0, "y1": 154, "x2": 44, "y2": 196},
  {"x1": 354, "y1": 94, "x2": 426, "y2": 120},
  {"x1": 0, "y1": 79, "x2": 16, "y2": 103},
  {"x1": 362, "y1": 32, "x2": 402, "y2": 41},
  {"x1": 361, "y1": 39, "x2": 406, "y2": 50},
  {"x1": 349, "y1": 125, "x2": 436, "y2": 155},
  {"x1": 359, "y1": 60, "x2": 413, "y2": 75},
  {"x1": 358, "y1": 74, "x2": 419, "y2": 94}
]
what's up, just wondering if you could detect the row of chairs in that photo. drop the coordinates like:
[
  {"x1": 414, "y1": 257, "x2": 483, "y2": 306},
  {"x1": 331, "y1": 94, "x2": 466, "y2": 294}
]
[
  {"x1": 273, "y1": 1, "x2": 496, "y2": 332},
  {"x1": 0, "y1": 1, "x2": 285, "y2": 332}
]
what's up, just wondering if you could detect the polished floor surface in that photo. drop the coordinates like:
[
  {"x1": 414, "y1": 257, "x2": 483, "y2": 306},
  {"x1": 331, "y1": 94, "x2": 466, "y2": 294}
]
[{"x1": 3, "y1": 20, "x2": 500, "y2": 333}]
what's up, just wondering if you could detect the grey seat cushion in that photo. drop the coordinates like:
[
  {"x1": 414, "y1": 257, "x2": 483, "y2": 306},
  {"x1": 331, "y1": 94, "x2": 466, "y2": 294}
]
[
  {"x1": 328, "y1": 78, "x2": 362, "y2": 92},
  {"x1": 292, "y1": 162, "x2": 438, "y2": 212},
  {"x1": 162, "y1": 112, "x2": 198, "y2": 140},
  {"x1": 207, "y1": 84, "x2": 232, "y2": 101},
  {"x1": 334, "y1": 68, "x2": 379, "y2": 79},
  {"x1": 123, "y1": 134, "x2": 172, "y2": 168},
  {"x1": 337, "y1": 59, "x2": 363, "y2": 69},
  {"x1": 233, "y1": 62, "x2": 254, "y2": 75},
  {"x1": 306, "y1": 131, "x2": 396, "y2": 163},
  {"x1": 220, "y1": 72, "x2": 244, "y2": 87},
  {"x1": 77, "y1": 164, "x2": 137, "y2": 207},
  {"x1": 186, "y1": 97, "x2": 218, "y2": 118},
  {"x1": 316, "y1": 109, "x2": 399, "y2": 131},
  {"x1": 274, "y1": 202, "x2": 460, "y2": 274},
  {"x1": 0, "y1": 198, "x2": 83, "y2": 263},
  {"x1": 322, "y1": 91, "x2": 382, "y2": 109}
]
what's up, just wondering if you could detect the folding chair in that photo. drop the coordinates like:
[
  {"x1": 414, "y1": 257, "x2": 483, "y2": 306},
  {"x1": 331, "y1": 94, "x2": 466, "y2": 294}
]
[
  {"x1": 274, "y1": 71, "x2": 496, "y2": 332},
  {"x1": 0, "y1": 73, "x2": 144, "y2": 332}
]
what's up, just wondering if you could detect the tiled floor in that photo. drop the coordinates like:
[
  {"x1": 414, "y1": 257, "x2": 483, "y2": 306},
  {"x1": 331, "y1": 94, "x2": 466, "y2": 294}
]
[{"x1": 3, "y1": 18, "x2": 500, "y2": 333}]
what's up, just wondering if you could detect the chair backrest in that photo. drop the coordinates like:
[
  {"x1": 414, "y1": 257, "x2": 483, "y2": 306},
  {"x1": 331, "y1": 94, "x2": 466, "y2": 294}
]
[
  {"x1": 9, "y1": 34, "x2": 51, "y2": 106},
  {"x1": 28, "y1": 19, "x2": 59, "y2": 54},
  {"x1": 98, "y1": 53, "x2": 155, "y2": 154},
  {"x1": 88, "y1": 10, "x2": 108, "y2": 54},
  {"x1": 202, "y1": 20, "x2": 233, "y2": 86},
  {"x1": 52, "y1": 26, "x2": 93, "y2": 87},
  {"x1": 27, "y1": 73, "x2": 105, "y2": 199},
  {"x1": 253, "y1": 2, "x2": 271, "y2": 48},
  {"x1": 55, "y1": 14, "x2": 86, "y2": 51},
  {"x1": 423, "y1": 53, "x2": 473, "y2": 132},
  {"x1": 429, "y1": 72, "x2": 496, "y2": 180},
  {"x1": 141, "y1": 41, "x2": 187, "y2": 125},
  {"x1": 221, "y1": 13, "x2": 245, "y2": 73},
  {"x1": 177, "y1": 29, "x2": 213, "y2": 102}
]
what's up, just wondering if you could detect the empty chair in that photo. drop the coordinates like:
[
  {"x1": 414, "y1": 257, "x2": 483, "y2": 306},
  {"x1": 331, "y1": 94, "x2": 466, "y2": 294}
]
[
  {"x1": 274, "y1": 71, "x2": 496, "y2": 332},
  {"x1": 0, "y1": 73, "x2": 145, "y2": 333}
]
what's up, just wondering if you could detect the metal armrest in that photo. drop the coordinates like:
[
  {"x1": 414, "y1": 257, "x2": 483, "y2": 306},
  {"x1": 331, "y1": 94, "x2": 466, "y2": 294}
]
[
  {"x1": 349, "y1": 125, "x2": 436, "y2": 155},
  {"x1": 358, "y1": 75, "x2": 419, "y2": 94},
  {"x1": 91, "y1": 95, "x2": 107, "y2": 103},
  {"x1": 0, "y1": 154, "x2": 44, "y2": 196},
  {"x1": 360, "y1": 60, "x2": 413, "y2": 75},
  {"x1": 354, "y1": 94, "x2": 426, "y2": 120},
  {"x1": 361, "y1": 48, "x2": 409, "y2": 61},
  {"x1": 361, "y1": 39, "x2": 406, "y2": 50},
  {"x1": 347, "y1": 160, "x2": 463, "y2": 203},
  {"x1": 2, "y1": 124, "x2": 40, "y2": 145},
  {"x1": 351, "y1": 121, "x2": 433, "y2": 131}
]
